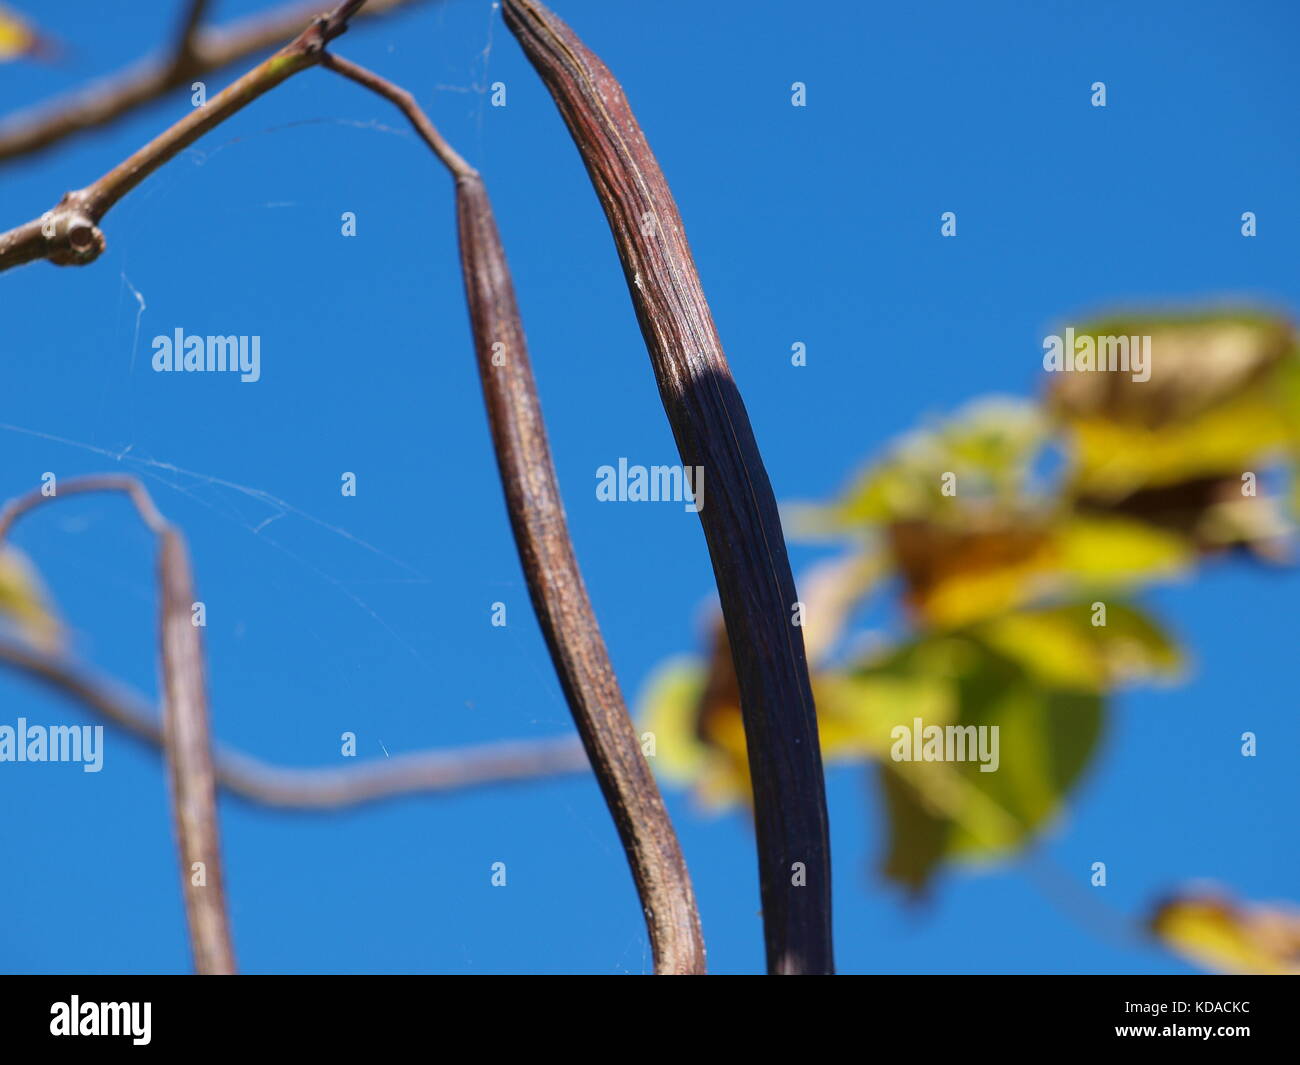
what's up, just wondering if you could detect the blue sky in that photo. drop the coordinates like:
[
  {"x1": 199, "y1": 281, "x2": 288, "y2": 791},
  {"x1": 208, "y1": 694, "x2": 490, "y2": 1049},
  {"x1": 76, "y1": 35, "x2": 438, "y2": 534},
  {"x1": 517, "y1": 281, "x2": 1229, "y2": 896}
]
[{"x1": 0, "y1": 0, "x2": 1296, "y2": 974}]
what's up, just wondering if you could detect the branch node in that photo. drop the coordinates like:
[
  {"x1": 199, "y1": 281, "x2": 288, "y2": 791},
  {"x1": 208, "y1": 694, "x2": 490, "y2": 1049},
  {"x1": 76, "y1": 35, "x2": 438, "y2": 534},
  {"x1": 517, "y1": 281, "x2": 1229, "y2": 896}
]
[{"x1": 42, "y1": 199, "x2": 105, "y2": 266}]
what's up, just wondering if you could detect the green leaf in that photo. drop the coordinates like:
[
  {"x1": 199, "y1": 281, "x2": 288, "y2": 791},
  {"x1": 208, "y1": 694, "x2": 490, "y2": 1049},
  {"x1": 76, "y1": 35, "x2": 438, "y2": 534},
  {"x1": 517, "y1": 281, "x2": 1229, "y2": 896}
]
[{"x1": 859, "y1": 633, "x2": 1105, "y2": 895}]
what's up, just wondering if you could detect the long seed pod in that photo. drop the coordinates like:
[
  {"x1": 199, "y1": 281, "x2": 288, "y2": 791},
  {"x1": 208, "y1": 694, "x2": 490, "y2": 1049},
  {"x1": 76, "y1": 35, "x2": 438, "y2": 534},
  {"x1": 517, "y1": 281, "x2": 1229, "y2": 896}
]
[
  {"x1": 502, "y1": 0, "x2": 834, "y2": 974},
  {"x1": 321, "y1": 54, "x2": 706, "y2": 974},
  {"x1": 0, "y1": 476, "x2": 236, "y2": 975},
  {"x1": 156, "y1": 524, "x2": 236, "y2": 975}
]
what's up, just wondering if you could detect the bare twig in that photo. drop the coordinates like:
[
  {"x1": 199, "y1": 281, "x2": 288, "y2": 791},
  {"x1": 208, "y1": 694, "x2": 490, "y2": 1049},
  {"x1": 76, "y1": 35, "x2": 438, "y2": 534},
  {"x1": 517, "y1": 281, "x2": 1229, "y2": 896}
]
[
  {"x1": 321, "y1": 54, "x2": 473, "y2": 177},
  {"x1": 0, "y1": 475, "x2": 167, "y2": 540},
  {"x1": 170, "y1": 0, "x2": 212, "y2": 75},
  {"x1": 0, "y1": 639, "x2": 590, "y2": 807},
  {"x1": 320, "y1": 52, "x2": 707, "y2": 975},
  {"x1": 502, "y1": 0, "x2": 834, "y2": 974},
  {"x1": 0, "y1": 0, "x2": 426, "y2": 166},
  {"x1": 0, "y1": 0, "x2": 372, "y2": 273},
  {"x1": 0, "y1": 475, "x2": 235, "y2": 975}
]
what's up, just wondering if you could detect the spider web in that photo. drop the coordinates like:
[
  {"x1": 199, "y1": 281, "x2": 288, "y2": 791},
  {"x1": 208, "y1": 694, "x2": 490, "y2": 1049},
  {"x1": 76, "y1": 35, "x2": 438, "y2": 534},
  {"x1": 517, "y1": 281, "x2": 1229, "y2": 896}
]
[
  {"x1": 5, "y1": 1, "x2": 525, "y2": 673},
  {"x1": 0, "y1": 1, "x2": 661, "y2": 976}
]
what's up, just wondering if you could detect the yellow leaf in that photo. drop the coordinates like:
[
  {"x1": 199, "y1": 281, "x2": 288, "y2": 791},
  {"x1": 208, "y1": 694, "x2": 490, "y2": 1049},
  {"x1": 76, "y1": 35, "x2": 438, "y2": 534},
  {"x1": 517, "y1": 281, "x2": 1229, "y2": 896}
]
[
  {"x1": 790, "y1": 397, "x2": 1046, "y2": 533},
  {"x1": 1054, "y1": 514, "x2": 1192, "y2": 588},
  {"x1": 637, "y1": 659, "x2": 709, "y2": 783},
  {"x1": 1151, "y1": 891, "x2": 1300, "y2": 975},
  {"x1": 815, "y1": 669, "x2": 954, "y2": 756},
  {"x1": 0, "y1": 4, "x2": 38, "y2": 60},
  {"x1": 0, "y1": 545, "x2": 61, "y2": 652},
  {"x1": 889, "y1": 518, "x2": 1058, "y2": 628},
  {"x1": 1049, "y1": 313, "x2": 1292, "y2": 427},
  {"x1": 889, "y1": 513, "x2": 1191, "y2": 631},
  {"x1": 1065, "y1": 388, "x2": 1291, "y2": 497},
  {"x1": 975, "y1": 602, "x2": 1183, "y2": 692},
  {"x1": 795, "y1": 550, "x2": 884, "y2": 666},
  {"x1": 637, "y1": 657, "x2": 748, "y2": 808},
  {"x1": 1051, "y1": 313, "x2": 1297, "y2": 496}
]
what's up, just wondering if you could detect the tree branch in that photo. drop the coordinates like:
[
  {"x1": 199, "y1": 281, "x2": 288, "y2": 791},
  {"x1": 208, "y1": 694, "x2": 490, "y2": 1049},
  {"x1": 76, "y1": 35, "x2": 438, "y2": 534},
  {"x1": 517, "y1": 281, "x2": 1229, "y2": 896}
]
[
  {"x1": 320, "y1": 52, "x2": 707, "y2": 975},
  {"x1": 0, "y1": 0, "x2": 372, "y2": 273},
  {"x1": 0, "y1": 0, "x2": 426, "y2": 166},
  {"x1": 502, "y1": 0, "x2": 835, "y2": 974},
  {"x1": 0, "y1": 475, "x2": 235, "y2": 975},
  {"x1": 170, "y1": 0, "x2": 212, "y2": 76},
  {"x1": 0, "y1": 639, "x2": 590, "y2": 808}
]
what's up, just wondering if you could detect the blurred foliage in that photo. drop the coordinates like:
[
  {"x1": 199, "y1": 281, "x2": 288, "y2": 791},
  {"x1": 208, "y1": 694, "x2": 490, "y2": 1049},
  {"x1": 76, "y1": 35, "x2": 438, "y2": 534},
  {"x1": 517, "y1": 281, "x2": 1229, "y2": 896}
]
[
  {"x1": 4, "y1": 308, "x2": 1294, "y2": 972},
  {"x1": 0, "y1": 544, "x2": 61, "y2": 652},
  {"x1": 0, "y1": 4, "x2": 54, "y2": 63},
  {"x1": 1151, "y1": 890, "x2": 1300, "y2": 975},
  {"x1": 641, "y1": 309, "x2": 1299, "y2": 966}
]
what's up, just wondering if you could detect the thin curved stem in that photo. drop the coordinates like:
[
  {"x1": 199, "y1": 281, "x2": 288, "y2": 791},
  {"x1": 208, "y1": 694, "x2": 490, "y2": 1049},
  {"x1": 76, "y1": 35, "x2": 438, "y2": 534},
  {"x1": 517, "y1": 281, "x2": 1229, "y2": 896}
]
[
  {"x1": 0, "y1": 638, "x2": 590, "y2": 808},
  {"x1": 0, "y1": 0, "x2": 372, "y2": 272},
  {"x1": 1, "y1": 475, "x2": 235, "y2": 975},
  {"x1": 320, "y1": 52, "x2": 708, "y2": 974},
  {"x1": 0, "y1": 0, "x2": 427, "y2": 165}
]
